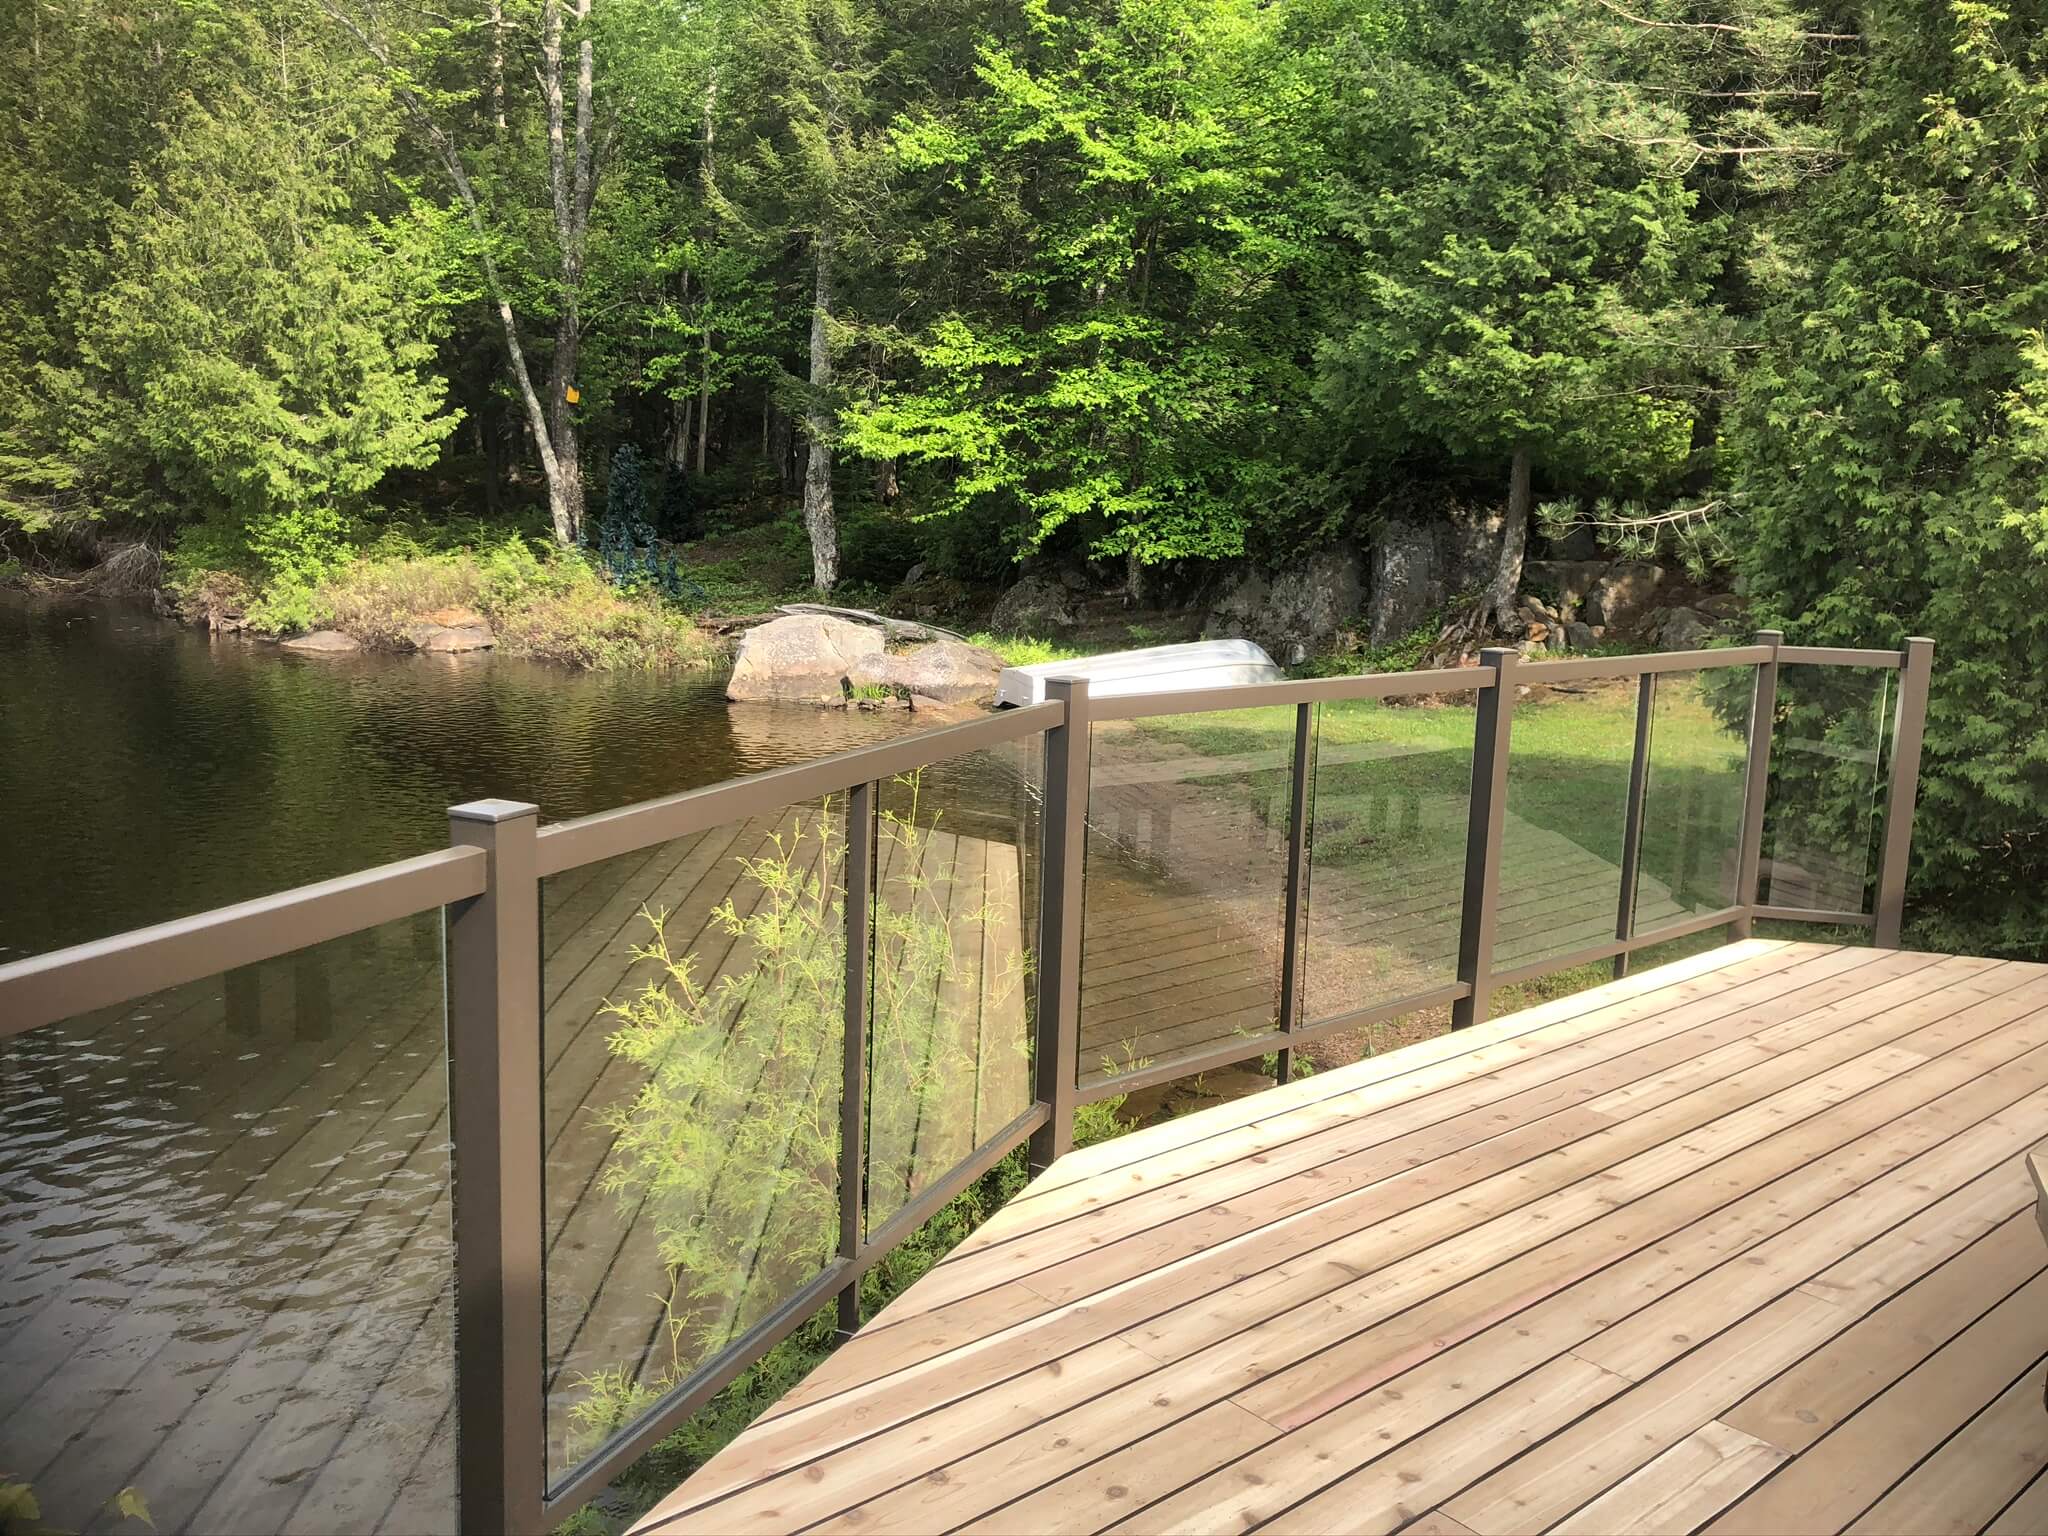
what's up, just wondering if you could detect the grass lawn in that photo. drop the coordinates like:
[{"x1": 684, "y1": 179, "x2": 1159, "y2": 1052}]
[{"x1": 1111, "y1": 668, "x2": 1761, "y2": 1071}]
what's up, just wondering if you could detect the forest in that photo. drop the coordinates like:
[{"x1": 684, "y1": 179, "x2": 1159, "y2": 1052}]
[{"x1": 3, "y1": 0, "x2": 2048, "y2": 953}]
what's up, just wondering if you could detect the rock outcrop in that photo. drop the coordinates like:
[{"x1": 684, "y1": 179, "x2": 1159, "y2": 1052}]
[
  {"x1": 850, "y1": 637, "x2": 1006, "y2": 705},
  {"x1": 409, "y1": 619, "x2": 495, "y2": 653},
  {"x1": 987, "y1": 574, "x2": 1078, "y2": 636},
  {"x1": 726, "y1": 614, "x2": 885, "y2": 703},
  {"x1": 728, "y1": 614, "x2": 1003, "y2": 707},
  {"x1": 1368, "y1": 522, "x2": 1447, "y2": 648},
  {"x1": 1585, "y1": 562, "x2": 1666, "y2": 629},
  {"x1": 1205, "y1": 548, "x2": 1366, "y2": 664}
]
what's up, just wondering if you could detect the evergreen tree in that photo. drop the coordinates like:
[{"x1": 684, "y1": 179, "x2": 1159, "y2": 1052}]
[{"x1": 1726, "y1": 0, "x2": 2048, "y2": 953}]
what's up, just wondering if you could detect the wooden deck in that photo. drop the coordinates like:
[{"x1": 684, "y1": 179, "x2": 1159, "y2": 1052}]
[{"x1": 631, "y1": 939, "x2": 2048, "y2": 1536}]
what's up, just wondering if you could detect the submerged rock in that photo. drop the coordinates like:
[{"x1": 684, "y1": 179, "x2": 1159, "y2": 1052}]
[
  {"x1": 412, "y1": 622, "x2": 495, "y2": 654},
  {"x1": 281, "y1": 629, "x2": 361, "y2": 653}
]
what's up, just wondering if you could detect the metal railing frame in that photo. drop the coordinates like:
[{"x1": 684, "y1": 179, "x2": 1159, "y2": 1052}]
[{"x1": 0, "y1": 634, "x2": 1934, "y2": 1534}]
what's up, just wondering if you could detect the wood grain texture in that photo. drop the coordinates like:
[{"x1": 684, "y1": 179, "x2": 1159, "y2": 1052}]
[{"x1": 627, "y1": 942, "x2": 2048, "y2": 1536}]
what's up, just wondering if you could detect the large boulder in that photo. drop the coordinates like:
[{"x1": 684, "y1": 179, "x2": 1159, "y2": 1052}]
[
  {"x1": 1585, "y1": 562, "x2": 1666, "y2": 630},
  {"x1": 1206, "y1": 548, "x2": 1366, "y2": 664},
  {"x1": 987, "y1": 574, "x2": 1078, "y2": 636},
  {"x1": 1369, "y1": 521, "x2": 1448, "y2": 647},
  {"x1": 851, "y1": 637, "x2": 1006, "y2": 706},
  {"x1": 726, "y1": 614, "x2": 885, "y2": 703},
  {"x1": 282, "y1": 629, "x2": 361, "y2": 654},
  {"x1": 1653, "y1": 606, "x2": 1714, "y2": 652},
  {"x1": 1520, "y1": 560, "x2": 1612, "y2": 619}
]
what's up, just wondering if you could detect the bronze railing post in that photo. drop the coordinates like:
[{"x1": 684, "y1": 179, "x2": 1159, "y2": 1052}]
[
  {"x1": 1731, "y1": 630, "x2": 1783, "y2": 940},
  {"x1": 1030, "y1": 678, "x2": 1090, "y2": 1171},
  {"x1": 1275, "y1": 701, "x2": 1315, "y2": 1083},
  {"x1": 1453, "y1": 648, "x2": 1517, "y2": 1030},
  {"x1": 446, "y1": 799, "x2": 547, "y2": 1536},
  {"x1": 838, "y1": 781, "x2": 875, "y2": 1334},
  {"x1": 1874, "y1": 637, "x2": 1935, "y2": 948},
  {"x1": 1613, "y1": 672, "x2": 1657, "y2": 979}
]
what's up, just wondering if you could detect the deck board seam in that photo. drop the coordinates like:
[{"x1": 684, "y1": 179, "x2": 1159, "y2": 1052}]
[
  {"x1": 893, "y1": 947, "x2": 1919, "y2": 1293},
  {"x1": 724, "y1": 960, "x2": 2048, "y2": 1444},
  {"x1": 653, "y1": 976, "x2": 2048, "y2": 1531},
  {"x1": 825, "y1": 953, "x2": 2019, "y2": 1343}
]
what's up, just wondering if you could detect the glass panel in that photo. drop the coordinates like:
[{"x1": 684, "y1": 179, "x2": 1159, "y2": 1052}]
[
  {"x1": 1302, "y1": 697, "x2": 1475, "y2": 1051},
  {"x1": 1495, "y1": 679, "x2": 1638, "y2": 971},
  {"x1": 541, "y1": 801, "x2": 845, "y2": 1486},
  {"x1": 1633, "y1": 669, "x2": 1752, "y2": 930},
  {"x1": 1081, "y1": 706, "x2": 1294, "y2": 1083},
  {"x1": 1762, "y1": 664, "x2": 1893, "y2": 914},
  {"x1": 0, "y1": 913, "x2": 454, "y2": 1536},
  {"x1": 865, "y1": 746, "x2": 1039, "y2": 1236}
]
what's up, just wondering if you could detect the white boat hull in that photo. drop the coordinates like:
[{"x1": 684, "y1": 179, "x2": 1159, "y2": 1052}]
[{"x1": 994, "y1": 639, "x2": 1283, "y2": 708}]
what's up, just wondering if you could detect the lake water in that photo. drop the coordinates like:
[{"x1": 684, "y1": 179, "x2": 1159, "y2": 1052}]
[
  {"x1": 0, "y1": 597, "x2": 1021, "y2": 1535},
  {"x1": 0, "y1": 595, "x2": 923, "y2": 961}
]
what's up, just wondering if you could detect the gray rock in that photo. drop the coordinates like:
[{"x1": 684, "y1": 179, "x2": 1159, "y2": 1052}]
[
  {"x1": 1368, "y1": 521, "x2": 1447, "y2": 647},
  {"x1": 851, "y1": 637, "x2": 1006, "y2": 706},
  {"x1": 1585, "y1": 562, "x2": 1666, "y2": 629},
  {"x1": 282, "y1": 629, "x2": 361, "y2": 653},
  {"x1": 1545, "y1": 523, "x2": 1602, "y2": 562},
  {"x1": 1565, "y1": 620, "x2": 1597, "y2": 651},
  {"x1": 1655, "y1": 606, "x2": 1714, "y2": 651},
  {"x1": 1520, "y1": 560, "x2": 1612, "y2": 617},
  {"x1": 727, "y1": 614, "x2": 885, "y2": 703},
  {"x1": 1206, "y1": 548, "x2": 1366, "y2": 664},
  {"x1": 411, "y1": 622, "x2": 495, "y2": 653},
  {"x1": 987, "y1": 574, "x2": 1078, "y2": 636}
]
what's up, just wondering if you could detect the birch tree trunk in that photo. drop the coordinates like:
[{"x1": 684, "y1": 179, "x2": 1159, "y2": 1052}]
[
  {"x1": 329, "y1": 0, "x2": 599, "y2": 546},
  {"x1": 1489, "y1": 444, "x2": 1533, "y2": 631},
  {"x1": 802, "y1": 228, "x2": 839, "y2": 591},
  {"x1": 539, "y1": 0, "x2": 596, "y2": 544}
]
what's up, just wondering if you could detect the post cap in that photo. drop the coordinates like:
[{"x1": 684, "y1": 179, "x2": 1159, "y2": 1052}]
[{"x1": 448, "y1": 798, "x2": 540, "y2": 824}]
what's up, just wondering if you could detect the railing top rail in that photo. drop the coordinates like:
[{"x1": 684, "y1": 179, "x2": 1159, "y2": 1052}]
[
  {"x1": 1085, "y1": 665, "x2": 1492, "y2": 722},
  {"x1": 532, "y1": 697, "x2": 1065, "y2": 878},
  {"x1": 1514, "y1": 643, "x2": 1775, "y2": 686},
  {"x1": 1776, "y1": 644, "x2": 1904, "y2": 669},
  {"x1": 0, "y1": 844, "x2": 485, "y2": 1042}
]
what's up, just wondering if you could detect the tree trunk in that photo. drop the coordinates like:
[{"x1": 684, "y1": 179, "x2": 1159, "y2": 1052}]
[
  {"x1": 802, "y1": 229, "x2": 839, "y2": 591},
  {"x1": 695, "y1": 337, "x2": 713, "y2": 475},
  {"x1": 1490, "y1": 445, "x2": 1533, "y2": 631}
]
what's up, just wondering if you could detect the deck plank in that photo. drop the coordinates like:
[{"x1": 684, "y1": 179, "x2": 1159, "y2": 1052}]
[{"x1": 631, "y1": 942, "x2": 2048, "y2": 1536}]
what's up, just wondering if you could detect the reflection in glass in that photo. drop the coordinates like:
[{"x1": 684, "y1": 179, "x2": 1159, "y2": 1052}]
[
  {"x1": 1762, "y1": 664, "x2": 1893, "y2": 914},
  {"x1": 541, "y1": 804, "x2": 845, "y2": 1487},
  {"x1": 1302, "y1": 697, "x2": 1475, "y2": 1055},
  {"x1": 1633, "y1": 669, "x2": 1753, "y2": 929},
  {"x1": 865, "y1": 748, "x2": 1038, "y2": 1237},
  {"x1": 1080, "y1": 707, "x2": 1294, "y2": 1082},
  {"x1": 0, "y1": 914, "x2": 455, "y2": 1535},
  {"x1": 1494, "y1": 683, "x2": 1637, "y2": 971}
]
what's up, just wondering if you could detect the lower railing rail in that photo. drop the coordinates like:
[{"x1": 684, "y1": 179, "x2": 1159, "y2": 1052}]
[{"x1": 0, "y1": 630, "x2": 1933, "y2": 1536}]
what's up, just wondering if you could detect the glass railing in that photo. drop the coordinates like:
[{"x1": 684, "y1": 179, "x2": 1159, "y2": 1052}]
[
  {"x1": 0, "y1": 635, "x2": 1931, "y2": 1536},
  {"x1": 0, "y1": 913, "x2": 457, "y2": 1536}
]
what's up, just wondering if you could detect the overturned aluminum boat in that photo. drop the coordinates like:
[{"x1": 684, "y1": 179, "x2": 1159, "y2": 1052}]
[{"x1": 994, "y1": 638, "x2": 1283, "y2": 708}]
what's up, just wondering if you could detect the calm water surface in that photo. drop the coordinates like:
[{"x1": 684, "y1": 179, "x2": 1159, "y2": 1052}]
[
  {"x1": 0, "y1": 595, "x2": 923, "y2": 960},
  {"x1": 0, "y1": 596, "x2": 977, "y2": 1534}
]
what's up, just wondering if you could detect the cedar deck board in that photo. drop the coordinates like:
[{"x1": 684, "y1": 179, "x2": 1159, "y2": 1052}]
[{"x1": 631, "y1": 941, "x2": 2048, "y2": 1536}]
